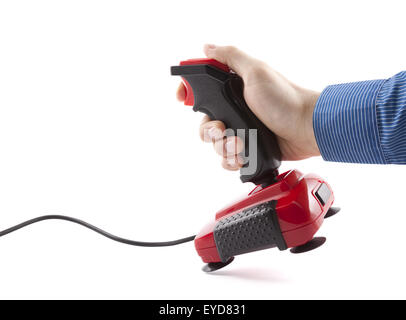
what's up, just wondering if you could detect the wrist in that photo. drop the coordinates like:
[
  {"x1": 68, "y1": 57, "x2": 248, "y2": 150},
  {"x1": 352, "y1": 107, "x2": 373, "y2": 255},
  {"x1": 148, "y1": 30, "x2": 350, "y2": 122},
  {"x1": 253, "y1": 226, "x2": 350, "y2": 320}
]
[{"x1": 302, "y1": 89, "x2": 321, "y2": 157}]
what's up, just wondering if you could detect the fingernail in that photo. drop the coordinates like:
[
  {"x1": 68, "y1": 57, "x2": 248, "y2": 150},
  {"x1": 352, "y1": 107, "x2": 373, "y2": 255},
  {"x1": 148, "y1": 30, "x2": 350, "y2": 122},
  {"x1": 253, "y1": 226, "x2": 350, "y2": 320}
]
[
  {"x1": 208, "y1": 127, "x2": 222, "y2": 140},
  {"x1": 225, "y1": 140, "x2": 235, "y2": 154}
]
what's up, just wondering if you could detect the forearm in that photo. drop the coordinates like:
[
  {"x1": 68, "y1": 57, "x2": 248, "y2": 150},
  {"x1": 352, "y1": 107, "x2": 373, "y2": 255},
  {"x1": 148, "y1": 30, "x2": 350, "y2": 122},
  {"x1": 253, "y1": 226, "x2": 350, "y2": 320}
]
[{"x1": 313, "y1": 71, "x2": 406, "y2": 164}]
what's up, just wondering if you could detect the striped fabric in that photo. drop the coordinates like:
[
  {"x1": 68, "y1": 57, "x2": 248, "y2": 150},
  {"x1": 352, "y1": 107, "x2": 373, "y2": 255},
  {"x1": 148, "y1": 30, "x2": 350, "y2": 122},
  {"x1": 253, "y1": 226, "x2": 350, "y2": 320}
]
[
  {"x1": 376, "y1": 72, "x2": 406, "y2": 164},
  {"x1": 313, "y1": 71, "x2": 406, "y2": 164}
]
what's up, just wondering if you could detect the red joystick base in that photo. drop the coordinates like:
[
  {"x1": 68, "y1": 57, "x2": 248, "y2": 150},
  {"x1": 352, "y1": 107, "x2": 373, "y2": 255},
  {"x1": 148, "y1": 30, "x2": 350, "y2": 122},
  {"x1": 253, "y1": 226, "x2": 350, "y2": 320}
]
[{"x1": 195, "y1": 169, "x2": 338, "y2": 270}]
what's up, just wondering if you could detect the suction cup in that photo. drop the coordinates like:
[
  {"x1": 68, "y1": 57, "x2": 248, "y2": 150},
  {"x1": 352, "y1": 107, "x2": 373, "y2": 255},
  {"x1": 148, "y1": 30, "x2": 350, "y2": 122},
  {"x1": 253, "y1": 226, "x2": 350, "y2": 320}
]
[
  {"x1": 290, "y1": 237, "x2": 326, "y2": 254},
  {"x1": 202, "y1": 257, "x2": 235, "y2": 272},
  {"x1": 325, "y1": 207, "x2": 341, "y2": 219}
]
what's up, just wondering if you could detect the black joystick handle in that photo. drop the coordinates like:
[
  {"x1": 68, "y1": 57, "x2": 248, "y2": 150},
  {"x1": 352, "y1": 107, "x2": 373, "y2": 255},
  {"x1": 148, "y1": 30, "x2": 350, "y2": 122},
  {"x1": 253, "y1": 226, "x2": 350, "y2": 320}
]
[{"x1": 171, "y1": 59, "x2": 281, "y2": 186}]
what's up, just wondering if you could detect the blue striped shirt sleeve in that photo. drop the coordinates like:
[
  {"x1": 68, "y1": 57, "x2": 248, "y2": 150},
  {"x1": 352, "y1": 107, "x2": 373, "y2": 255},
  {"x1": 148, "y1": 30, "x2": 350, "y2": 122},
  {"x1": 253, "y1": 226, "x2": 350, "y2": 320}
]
[
  {"x1": 376, "y1": 72, "x2": 406, "y2": 164},
  {"x1": 313, "y1": 71, "x2": 406, "y2": 164}
]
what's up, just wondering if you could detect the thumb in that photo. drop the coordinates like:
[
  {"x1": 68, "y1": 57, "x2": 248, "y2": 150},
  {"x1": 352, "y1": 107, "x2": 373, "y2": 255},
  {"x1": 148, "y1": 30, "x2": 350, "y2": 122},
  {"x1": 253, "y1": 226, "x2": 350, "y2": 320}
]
[{"x1": 203, "y1": 44, "x2": 256, "y2": 77}]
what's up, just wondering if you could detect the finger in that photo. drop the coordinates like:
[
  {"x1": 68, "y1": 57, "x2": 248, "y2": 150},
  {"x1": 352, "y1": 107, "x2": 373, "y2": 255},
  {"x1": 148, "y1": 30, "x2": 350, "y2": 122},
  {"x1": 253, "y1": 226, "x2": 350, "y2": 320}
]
[
  {"x1": 221, "y1": 155, "x2": 244, "y2": 171},
  {"x1": 201, "y1": 114, "x2": 211, "y2": 125},
  {"x1": 200, "y1": 119, "x2": 225, "y2": 142},
  {"x1": 203, "y1": 44, "x2": 258, "y2": 77},
  {"x1": 213, "y1": 136, "x2": 244, "y2": 156},
  {"x1": 224, "y1": 136, "x2": 244, "y2": 155},
  {"x1": 176, "y1": 82, "x2": 186, "y2": 102}
]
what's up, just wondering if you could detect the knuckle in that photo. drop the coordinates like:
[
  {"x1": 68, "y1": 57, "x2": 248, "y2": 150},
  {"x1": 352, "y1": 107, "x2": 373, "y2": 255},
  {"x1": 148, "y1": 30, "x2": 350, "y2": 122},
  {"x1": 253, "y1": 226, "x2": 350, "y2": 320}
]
[
  {"x1": 248, "y1": 63, "x2": 268, "y2": 78},
  {"x1": 210, "y1": 120, "x2": 224, "y2": 129},
  {"x1": 224, "y1": 45, "x2": 238, "y2": 54}
]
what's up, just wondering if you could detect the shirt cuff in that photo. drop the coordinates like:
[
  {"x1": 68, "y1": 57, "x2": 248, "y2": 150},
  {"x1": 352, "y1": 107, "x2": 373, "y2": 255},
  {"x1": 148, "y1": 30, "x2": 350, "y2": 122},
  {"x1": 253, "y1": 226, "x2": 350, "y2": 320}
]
[{"x1": 313, "y1": 79, "x2": 387, "y2": 164}]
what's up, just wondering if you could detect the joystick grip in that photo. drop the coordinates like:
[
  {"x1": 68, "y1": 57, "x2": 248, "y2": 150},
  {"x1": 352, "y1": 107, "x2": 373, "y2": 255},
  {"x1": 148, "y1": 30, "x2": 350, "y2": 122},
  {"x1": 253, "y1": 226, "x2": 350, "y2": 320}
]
[{"x1": 171, "y1": 59, "x2": 281, "y2": 185}]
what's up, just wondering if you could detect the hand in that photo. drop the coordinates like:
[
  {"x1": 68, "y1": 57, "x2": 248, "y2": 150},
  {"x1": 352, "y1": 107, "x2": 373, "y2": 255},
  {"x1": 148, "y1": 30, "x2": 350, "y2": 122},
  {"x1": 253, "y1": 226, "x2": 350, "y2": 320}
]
[{"x1": 176, "y1": 45, "x2": 321, "y2": 171}]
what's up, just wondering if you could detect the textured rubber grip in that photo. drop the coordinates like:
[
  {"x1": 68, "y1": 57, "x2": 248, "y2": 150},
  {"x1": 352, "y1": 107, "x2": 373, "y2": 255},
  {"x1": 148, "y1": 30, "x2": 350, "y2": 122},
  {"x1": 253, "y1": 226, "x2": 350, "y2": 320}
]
[
  {"x1": 171, "y1": 63, "x2": 281, "y2": 185},
  {"x1": 213, "y1": 200, "x2": 287, "y2": 262}
]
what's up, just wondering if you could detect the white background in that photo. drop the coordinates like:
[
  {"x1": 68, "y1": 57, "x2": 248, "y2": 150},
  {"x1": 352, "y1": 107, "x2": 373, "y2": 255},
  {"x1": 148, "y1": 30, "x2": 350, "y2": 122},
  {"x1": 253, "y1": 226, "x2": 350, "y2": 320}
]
[{"x1": 0, "y1": 0, "x2": 405, "y2": 299}]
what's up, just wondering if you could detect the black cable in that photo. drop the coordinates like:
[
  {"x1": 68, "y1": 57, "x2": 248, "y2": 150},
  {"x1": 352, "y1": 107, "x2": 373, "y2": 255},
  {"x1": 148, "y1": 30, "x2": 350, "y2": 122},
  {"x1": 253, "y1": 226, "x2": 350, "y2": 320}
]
[{"x1": 0, "y1": 215, "x2": 196, "y2": 247}]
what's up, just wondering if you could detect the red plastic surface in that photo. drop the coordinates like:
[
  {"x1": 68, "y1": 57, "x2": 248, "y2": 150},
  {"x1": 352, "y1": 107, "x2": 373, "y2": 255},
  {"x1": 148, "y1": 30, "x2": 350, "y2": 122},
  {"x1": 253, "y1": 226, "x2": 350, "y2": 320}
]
[
  {"x1": 194, "y1": 169, "x2": 334, "y2": 263},
  {"x1": 181, "y1": 80, "x2": 195, "y2": 106},
  {"x1": 178, "y1": 59, "x2": 230, "y2": 106}
]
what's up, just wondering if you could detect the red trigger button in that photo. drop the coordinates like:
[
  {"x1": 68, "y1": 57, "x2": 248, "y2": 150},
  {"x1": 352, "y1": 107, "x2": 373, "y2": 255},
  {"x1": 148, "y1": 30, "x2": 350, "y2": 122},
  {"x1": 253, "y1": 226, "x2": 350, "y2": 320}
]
[{"x1": 181, "y1": 78, "x2": 195, "y2": 106}]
